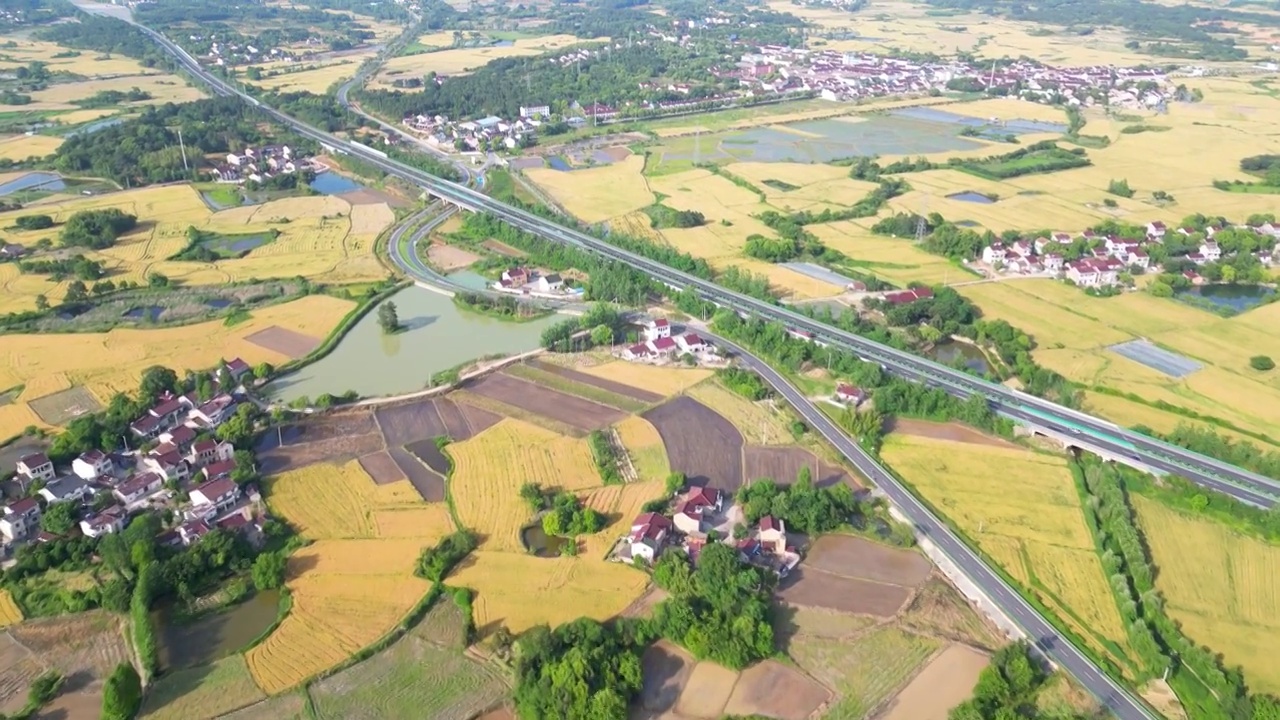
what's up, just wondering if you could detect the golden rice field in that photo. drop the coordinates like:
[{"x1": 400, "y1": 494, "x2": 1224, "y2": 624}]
[
  {"x1": 248, "y1": 55, "x2": 372, "y2": 94},
  {"x1": 960, "y1": 280, "x2": 1280, "y2": 439},
  {"x1": 0, "y1": 590, "x2": 23, "y2": 627},
  {"x1": 249, "y1": 460, "x2": 451, "y2": 693},
  {"x1": 0, "y1": 37, "x2": 160, "y2": 77},
  {"x1": 881, "y1": 434, "x2": 1133, "y2": 668},
  {"x1": 0, "y1": 294, "x2": 354, "y2": 429},
  {"x1": 446, "y1": 550, "x2": 649, "y2": 636},
  {"x1": 373, "y1": 34, "x2": 583, "y2": 82},
  {"x1": 0, "y1": 134, "x2": 62, "y2": 162},
  {"x1": 525, "y1": 155, "x2": 655, "y2": 223},
  {"x1": 0, "y1": 186, "x2": 391, "y2": 312},
  {"x1": 577, "y1": 362, "x2": 712, "y2": 397},
  {"x1": 1080, "y1": 391, "x2": 1263, "y2": 448},
  {"x1": 613, "y1": 416, "x2": 671, "y2": 482},
  {"x1": 27, "y1": 74, "x2": 205, "y2": 107},
  {"x1": 1133, "y1": 496, "x2": 1280, "y2": 694},
  {"x1": 809, "y1": 221, "x2": 967, "y2": 286},
  {"x1": 449, "y1": 418, "x2": 600, "y2": 551},
  {"x1": 686, "y1": 380, "x2": 794, "y2": 445}
]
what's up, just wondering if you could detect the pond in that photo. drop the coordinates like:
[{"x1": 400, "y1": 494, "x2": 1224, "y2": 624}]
[
  {"x1": 929, "y1": 340, "x2": 991, "y2": 374},
  {"x1": 445, "y1": 269, "x2": 492, "y2": 292},
  {"x1": 0, "y1": 171, "x2": 65, "y2": 197},
  {"x1": 546, "y1": 157, "x2": 571, "y2": 171},
  {"x1": 946, "y1": 191, "x2": 996, "y2": 204},
  {"x1": 154, "y1": 589, "x2": 282, "y2": 670},
  {"x1": 63, "y1": 117, "x2": 124, "y2": 138},
  {"x1": 203, "y1": 232, "x2": 276, "y2": 256},
  {"x1": 890, "y1": 106, "x2": 1068, "y2": 135},
  {"x1": 308, "y1": 171, "x2": 364, "y2": 195},
  {"x1": 204, "y1": 298, "x2": 234, "y2": 309},
  {"x1": 122, "y1": 305, "x2": 164, "y2": 321},
  {"x1": 265, "y1": 285, "x2": 561, "y2": 402},
  {"x1": 1177, "y1": 284, "x2": 1275, "y2": 313},
  {"x1": 521, "y1": 522, "x2": 569, "y2": 557}
]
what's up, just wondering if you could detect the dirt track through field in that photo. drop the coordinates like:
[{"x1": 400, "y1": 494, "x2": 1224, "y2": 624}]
[
  {"x1": 643, "y1": 397, "x2": 744, "y2": 491},
  {"x1": 466, "y1": 373, "x2": 627, "y2": 431}
]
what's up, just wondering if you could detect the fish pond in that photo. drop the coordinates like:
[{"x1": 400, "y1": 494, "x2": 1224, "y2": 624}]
[
  {"x1": 154, "y1": 589, "x2": 282, "y2": 670},
  {"x1": 929, "y1": 340, "x2": 991, "y2": 374},
  {"x1": 1177, "y1": 284, "x2": 1275, "y2": 313},
  {"x1": 265, "y1": 285, "x2": 560, "y2": 402}
]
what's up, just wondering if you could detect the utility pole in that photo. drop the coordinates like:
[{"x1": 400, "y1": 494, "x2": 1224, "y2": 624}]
[{"x1": 176, "y1": 128, "x2": 189, "y2": 172}]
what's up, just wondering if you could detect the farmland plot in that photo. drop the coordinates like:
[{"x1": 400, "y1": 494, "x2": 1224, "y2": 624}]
[{"x1": 643, "y1": 397, "x2": 745, "y2": 491}]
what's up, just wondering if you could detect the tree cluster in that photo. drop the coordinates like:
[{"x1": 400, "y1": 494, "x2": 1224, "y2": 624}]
[
  {"x1": 716, "y1": 367, "x2": 771, "y2": 401},
  {"x1": 541, "y1": 492, "x2": 605, "y2": 537},
  {"x1": 588, "y1": 430, "x2": 624, "y2": 485},
  {"x1": 948, "y1": 642, "x2": 1048, "y2": 720},
  {"x1": 60, "y1": 209, "x2": 137, "y2": 250},
  {"x1": 735, "y1": 471, "x2": 861, "y2": 534},
  {"x1": 17, "y1": 254, "x2": 106, "y2": 281},
  {"x1": 416, "y1": 529, "x2": 478, "y2": 582}
]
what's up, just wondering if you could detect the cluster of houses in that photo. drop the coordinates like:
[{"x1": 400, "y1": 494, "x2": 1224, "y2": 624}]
[
  {"x1": 187, "y1": 31, "x2": 343, "y2": 68},
  {"x1": 724, "y1": 46, "x2": 1174, "y2": 109},
  {"x1": 492, "y1": 266, "x2": 582, "y2": 298},
  {"x1": 620, "y1": 485, "x2": 801, "y2": 575},
  {"x1": 208, "y1": 145, "x2": 316, "y2": 185},
  {"x1": 977, "y1": 220, "x2": 1280, "y2": 287},
  {"x1": 0, "y1": 358, "x2": 264, "y2": 553},
  {"x1": 622, "y1": 318, "x2": 714, "y2": 362}
]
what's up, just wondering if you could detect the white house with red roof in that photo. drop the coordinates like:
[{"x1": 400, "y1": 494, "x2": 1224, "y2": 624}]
[
  {"x1": 224, "y1": 357, "x2": 252, "y2": 380},
  {"x1": 623, "y1": 343, "x2": 654, "y2": 360},
  {"x1": 758, "y1": 516, "x2": 787, "y2": 555},
  {"x1": 0, "y1": 498, "x2": 41, "y2": 541},
  {"x1": 177, "y1": 519, "x2": 212, "y2": 546},
  {"x1": 190, "y1": 394, "x2": 237, "y2": 428},
  {"x1": 675, "y1": 333, "x2": 708, "y2": 354},
  {"x1": 114, "y1": 472, "x2": 165, "y2": 507},
  {"x1": 79, "y1": 506, "x2": 127, "y2": 538},
  {"x1": 190, "y1": 477, "x2": 241, "y2": 513},
  {"x1": 1146, "y1": 221, "x2": 1166, "y2": 239},
  {"x1": 643, "y1": 318, "x2": 672, "y2": 342},
  {"x1": 72, "y1": 450, "x2": 113, "y2": 481},
  {"x1": 16, "y1": 452, "x2": 54, "y2": 483},
  {"x1": 646, "y1": 336, "x2": 679, "y2": 356},
  {"x1": 202, "y1": 459, "x2": 238, "y2": 482},
  {"x1": 626, "y1": 512, "x2": 672, "y2": 564},
  {"x1": 144, "y1": 450, "x2": 189, "y2": 482},
  {"x1": 835, "y1": 383, "x2": 866, "y2": 406},
  {"x1": 672, "y1": 487, "x2": 723, "y2": 534},
  {"x1": 1199, "y1": 240, "x2": 1221, "y2": 262}
]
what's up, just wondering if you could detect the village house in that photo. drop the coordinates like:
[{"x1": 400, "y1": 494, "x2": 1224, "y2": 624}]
[
  {"x1": 38, "y1": 476, "x2": 92, "y2": 505},
  {"x1": 144, "y1": 450, "x2": 190, "y2": 482},
  {"x1": 1042, "y1": 254, "x2": 1064, "y2": 273},
  {"x1": 202, "y1": 458, "x2": 238, "y2": 482},
  {"x1": 188, "y1": 439, "x2": 234, "y2": 467},
  {"x1": 114, "y1": 472, "x2": 165, "y2": 507},
  {"x1": 643, "y1": 318, "x2": 672, "y2": 342},
  {"x1": 130, "y1": 394, "x2": 192, "y2": 438},
  {"x1": 79, "y1": 506, "x2": 127, "y2": 538},
  {"x1": 533, "y1": 273, "x2": 564, "y2": 293},
  {"x1": 646, "y1": 336, "x2": 679, "y2": 357},
  {"x1": 16, "y1": 452, "x2": 54, "y2": 484},
  {"x1": 72, "y1": 450, "x2": 113, "y2": 481},
  {"x1": 623, "y1": 343, "x2": 654, "y2": 360},
  {"x1": 190, "y1": 478, "x2": 241, "y2": 513},
  {"x1": 0, "y1": 498, "x2": 41, "y2": 542},
  {"x1": 500, "y1": 267, "x2": 530, "y2": 288},
  {"x1": 1146, "y1": 221, "x2": 1166, "y2": 240},
  {"x1": 758, "y1": 515, "x2": 787, "y2": 555},
  {"x1": 176, "y1": 519, "x2": 213, "y2": 547},
  {"x1": 674, "y1": 333, "x2": 708, "y2": 354},
  {"x1": 835, "y1": 383, "x2": 866, "y2": 406},
  {"x1": 672, "y1": 487, "x2": 723, "y2": 534},
  {"x1": 158, "y1": 425, "x2": 197, "y2": 450},
  {"x1": 1066, "y1": 258, "x2": 1124, "y2": 287},
  {"x1": 1200, "y1": 241, "x2": 1222, "y2": 262},
  {"x1": 190, "y1": 394, "x2": 237, "y2": 428},
  {"x1": 225, "y1": 358, "x2": 252, "y2": 381},
  {"x1": 626, "y1": 512, "x2": 672, "y2": 564}
]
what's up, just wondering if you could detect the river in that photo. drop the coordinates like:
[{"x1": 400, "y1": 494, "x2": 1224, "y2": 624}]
[{"x1": 266, "y1": 285, "x2": 561, "y2": 402}]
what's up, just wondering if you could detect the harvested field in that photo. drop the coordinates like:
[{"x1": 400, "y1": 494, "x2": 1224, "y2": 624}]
[
  {"x1": 308, "y1": 622, "x2": 506, "y2": 720},
  {"x1": 675, "y1": 661, "x2": 740, "y2": 719},
  {"x1": 455, "y1": 399, "x2": 502, "y2": 436},
  {"x1": 373, "y1": 504, "x2": 454, "y2": 540},
  {"x1": 643, "y1": 397, "x2": 744, "y2": 491},
  {"x1": 427, "y1": 243, "x2": 481, "y2": 271},
  {"x1": 722, "y1": 660, "x2": 832, "y2": 720},
  {"x1": 449, "y1": 390, "x2": 584, "y2": 437},
  {"x1": 405, "y1": 438, "x2": 450, "y2": 475},
  {"x1": 614, "y1": 416, "x2": 671, "y2": 483},
  {"x1": 26, "y1": 385, "x2": 100, "y2": 426},
  {"x1": 526, "y1": 359, "x2": 663, "y2": 403},
  {"x1": 358, "y1": 451, "x2": 406, "y2": 485},
  {"x1": 639, "y1": 640, "x2": 696, "y2": 714},
  {"x1": 900, "y1": 577, "x2": 1005, "y2": 651},
  {"x1": 450, "y1": 418, "x2": 600, "y2": 551},
  {"x1": 744, "y1": 445, "x2": 854, "y2": 488},
  {"x1": 878, "y1": 644, "x2": 989, "y2": 720},
  {"x1": 375, "y1": 398, "x2": 447, "y2": 445},
  {"x1": 140, "y1": 656, "x2": 265, "y2": 720},
  {"x1": 389, "y1": 446, "x2": 445, "y2": 502},
  {"x1": 434, "y1": 398, "x2": 473, "y2": 439},
  {"x1": 791, "y1": 625, "x2": 941, "y2": 720},
  {"x1": 243, "y1": 326, "x2": 323, "y2": 359},
  {"x1": 0, "y1": 611, "x2": 130, "y2": 718},
  {"x1": 686, "y1": 382, "x2": 793, "y2": 445},
  {"x1": 255, "y1": 411, "x2": 382, "y2": 474},
  {"x1": 776, "y1": 605, "x2": 879, "y2": 642},
  {"x1": 779, "y1": 567, "x2": 914, "y2": 617},
  {"x1": 504, "y1": 363, "x2": 650, "y2": 412},
  {"x1": 888, "y1": 418, "x2": 1015, "y2": 448},
  {"x1": 525, "y1": 155, "x2": 653, "y2": 223},
  {"x1": 577, "y1": 361, "x2": 712, "y2": 397},
  {"x1": 806, "y1": 534, "x2": 933, "y2": 586},
  {"x1": 263, "y1": 460, "x2": 444, "y2": 540},
  {"x1": 219, "y1": 693, "x2": 307, "y2": 720},
  {"x1": 465, "y1": 373, "x2": 628, "y2": 431}
]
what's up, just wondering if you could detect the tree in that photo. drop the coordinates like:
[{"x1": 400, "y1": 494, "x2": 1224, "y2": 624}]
[
  {"x1": 100, "y1": 663, "x2": 141, "y2": 720},
  {"x1": 64, "y1": 280, "x2": 88, "y2": 303},
  {"x1": 148, "y1": 272, "x2": 170, "y2": 288},
  {"x1": 253, "y1": 362, "x2": 273, "y2": 380},
  {"x1": 40, "y1": 502, "x2": 78, "y2": 535},
  {"x1": 139, "y1": 366, "x2": 178, "y2": 403},
  {"x1": 1107, "y1": 178, "x2": 1135, "y2": 198},
  {"x1": 589, "y1": 323, "x2": 614, "y2": 346},
  {"x1": 34, "y1": 294, "x2": 48, "y2": 311},
  {"x1": 1251, "y1": 355, "x2": 1275, "y2": 372},
  {"x1": 251, "y1": 551, "x2": 287, "y2": 590},
  {"x1": 377, "y1": 301, "x2": 401, "y2": 333}
]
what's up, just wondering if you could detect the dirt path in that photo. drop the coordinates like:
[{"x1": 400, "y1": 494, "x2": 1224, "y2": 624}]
[{"x1": 886, "y1": 418, "x2": 1017, "y2": 449}]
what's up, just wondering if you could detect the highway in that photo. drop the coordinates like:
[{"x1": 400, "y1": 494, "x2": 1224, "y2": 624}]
[{"x1": 116, "y1": 14, "x2": 1280, "y2": 510}]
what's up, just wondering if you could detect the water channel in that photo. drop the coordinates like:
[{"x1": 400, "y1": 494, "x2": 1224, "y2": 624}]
[
  {"x1": 266, "y1": 285, "x2": 561, "y2": 402},
  {"x1": 154, "y1": 589, "x2": 282, "y2": 670}
]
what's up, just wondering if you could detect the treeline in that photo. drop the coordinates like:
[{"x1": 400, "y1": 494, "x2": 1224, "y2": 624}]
[
  {"x1": 736, "y1": 473, "x2": 860, "y2": 534},
  {"x1": 1145, "y1": 423, "x2": 1280, "y2": 487},
  {"x1": 416, "y1": 530, "x2": 478, "y2": 582},
  {"x1": 847, "y1": 141, "x2": 1089, "y2": 182},
  {"x1": 17, "y1": 254, "x2": 106, "y2": 280},
  {"x1": 37, "y1": 14, "x2": 176, "y2": 70},
  {"x1": 717, "y1": 367, "x2": 771, "y2": 401},
  {"x1": 588, "y1": 430, "x2": 625, "y2": 485},
  {"x1": 539, "y1": 304, "x2": 630, "y2": 352},
  {"x1": 453, "y1": 292, "x2": 550, "y2": 321},
  {"x1": 1075, "y1": 458, "x2": 1280, "y2": 719}
]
